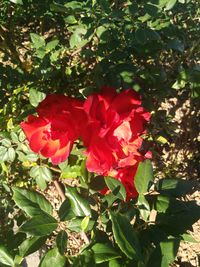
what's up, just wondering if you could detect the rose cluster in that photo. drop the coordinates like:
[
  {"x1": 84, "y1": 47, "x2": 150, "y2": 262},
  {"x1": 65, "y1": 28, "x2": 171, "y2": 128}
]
[{"x1": 21, "y1": 87, "x2": 151, "y2": 199}]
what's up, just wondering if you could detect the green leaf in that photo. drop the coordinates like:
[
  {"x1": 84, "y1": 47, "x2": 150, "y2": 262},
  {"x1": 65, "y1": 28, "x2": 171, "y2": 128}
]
[
  {"x1": 39, "y1": 248, "x2": 66, "y2": 267},
  {"x1": 1, "y1": 138, "x2": 11, "y2": 147},
  {"x1": 7, "y1": 147, "x2": 16, "y2": 162},
  {"x1": 110, "y1": 212, "x2": 142, "y2": 260},
  {"x1": 20, "y1": 214, "x2": 57, "y2": 236},
  {"x1": 134, "y1": 160, "x2": 153, "y2": 194},
  {"x1": 0, "y1": 245, "x2": 14, "y2": 266},
  {"x1": 46, "y1": 40, "x2": 59, "y2": 51},
  {"x1": 19, "y1": 236, "x2": 47, "y2": 257},
  {"x1": 91, "y1": 243, "x2": 121, "y2": 263},
  {"x1": 68, "y1": 218, "x2": 95, "y2": 233},
  {"x1": 9, "y1": 0, "x2": 23, "y2": 4},
  {"x1": 135, "y1": 28, "x2": 160, "y2": 44},
  {"x1": 167, "y1": 39, "x2": 184, "y2": 52},
  {"x1": 30, "y1": 166, "x2": 52, "y2": 182},
  {"x1": 81, "y1": 216, "x2": 90, "y2": 231},
  {"x1": 13, "y1": 187, "x2": 53, "y2": 216},
  {"x1": 58, "y1": 199, "x2": 75, "y2": 221},
  {"x1": 50, "y1": 3, "x2": 68, "y2": 13},
  {"x1": 30, "y1": 33, "x2": 46, "y2": 49},
  {"x1": 156, "y1": 196, "x2": 170, "y2": 213},
  {"x1": 69, "y1": 28, "x2": 88, "y2": 49},
  {"x1": 65, "y1": 15, "x2": 77, "y2": 24},
  {"x1": 160, "y1": 238, "x2": 180, "y2": 267},
  {"x1": 137, "y1": 195, "x2": 150, "y2": 221},
  {"x1": 104, "y1": 177, "x2": 126, "y2": 201},
  {"x1": 29, "y1": 88, "x2": 46, "y2": 107},
  {"x1": 72, "y1": 250, "x2": 95, "y2": 267},
  {"x1": 36, "y1": 176, "x2": 47, "y2": 191},
  {"x1": 165, "y1": 0, "x2": 177, "y2": 10},
  {"x1": 56, "y1": 230, "x2": 68, "y2": 255},
  {"x1": 60, "y1": 165, "x2": 81, "y2": 179},
  {"x1": 181, "y1": 233, "x2": 198, "y2": 243},
  {"x1": 0, "y1": 146, "x2": 8, "y2": 161},
  {"x1": 65, "y1": 186, "x2": 91, "y2": 217},
  {"x1": 155, "y1": 178, "x2": 195, "y2": 197},
  {"x1": 89, "y1": 175, "x2": 106, "y2": 191}
]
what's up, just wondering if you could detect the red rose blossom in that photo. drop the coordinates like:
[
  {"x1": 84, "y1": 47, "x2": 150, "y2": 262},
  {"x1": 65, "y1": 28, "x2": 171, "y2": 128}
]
[
  {"x1": 21, "y1": 94, "x2": 85, "y2": 164},
  {"x1": 82, "y1": 87, "x2": 151, "y2": 175}
]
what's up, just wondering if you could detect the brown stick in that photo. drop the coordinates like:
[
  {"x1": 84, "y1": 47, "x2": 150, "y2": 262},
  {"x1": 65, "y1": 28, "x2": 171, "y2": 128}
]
[{"x1": 53, "y1": 180, "x2": 66, "y2": 202}]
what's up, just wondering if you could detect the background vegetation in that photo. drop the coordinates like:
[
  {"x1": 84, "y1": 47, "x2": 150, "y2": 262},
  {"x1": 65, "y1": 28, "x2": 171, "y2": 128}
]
[{"x1": 0, "y1": 0, "x2": 199, "y2": 266}]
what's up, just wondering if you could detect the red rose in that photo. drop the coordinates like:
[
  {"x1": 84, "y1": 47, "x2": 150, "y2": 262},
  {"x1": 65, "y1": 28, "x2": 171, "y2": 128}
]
[
  {"x1": 82, "y1": 87, "x2": 151, "y2": 175},
  {"x1": 21, "y1": 94, "x2": 85, "y2": 164}
]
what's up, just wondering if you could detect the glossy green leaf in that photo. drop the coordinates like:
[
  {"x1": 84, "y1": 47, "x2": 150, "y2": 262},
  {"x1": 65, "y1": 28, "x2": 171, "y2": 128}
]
[
  {"x1": 0, "y1": 245, "x2": 14, "y2": 266},
  {"x1": 13, "y1": 187, "x2": 53, "y2": 216},
  {"x1": 91, "y1": 243, "x2": 121, "y2": 263},
  {"x1": 110, "y1": 212, "x2": 142, "y2": 260},
  {"x1": 134, "y1": 160, "x2": 153, "y2": 194},
  {"x1": 65, "y1": 186, "x2": 91, "y2": 217},
  {"x1": 104, "y1": 177, "x2": 126, "y2": 200},
  {"x1": 137, "y1": 195, "x2": 150, "y2": 221},
  {"x1": 56, "y1": 230, "x2": 68, "y2": 255},
  {"x1": 19, "y1": 236, "x2": 47, "y2": 257},
  {"x1": 39, "y1": 248, "x2": 66, "y2": 267},
  {"x1": 20, "y1": 214, "x2": 57, "y2": 236},
  {"x1": 58, "y1": 199, "x2": 75, "y2": 221},
  {"x1": 68, "y1": 218, "x2": 95, "y2": 233},
  {"x1": 81, "y1": 216, "x2": 90, "y2": 231}
]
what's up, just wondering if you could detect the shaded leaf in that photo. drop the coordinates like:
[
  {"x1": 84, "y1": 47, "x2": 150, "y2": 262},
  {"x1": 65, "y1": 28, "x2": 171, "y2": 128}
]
[
  {"x1": 104, "y1": 177, "x2": 126, "y2": 201},
  {"x1": 91, "y1": 243, "x2": 121, "y2": 263},
  {"x1": 39, "y1": 248, "x2": 66, "y2": 267},
  {"x1": 56, "y1": 230, "x2": 68, "y2": 255},
  {"x1": 19, "y1": 236, "x2": 47, "y2": 257},
  {"x1": 155, "y1": 178, "x2": 195, "y2": 197}
]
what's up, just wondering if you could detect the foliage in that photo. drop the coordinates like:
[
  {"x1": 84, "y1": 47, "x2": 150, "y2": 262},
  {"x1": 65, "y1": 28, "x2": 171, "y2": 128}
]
[{"x1": 0, "y1": 0, "x2": 199, "y2": 266}]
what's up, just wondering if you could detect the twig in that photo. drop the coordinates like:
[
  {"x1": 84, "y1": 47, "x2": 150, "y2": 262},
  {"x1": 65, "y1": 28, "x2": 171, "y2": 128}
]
[
  {"x1": 53, "y1": 180, "x2": 66, "y2": 202},
  {"x1": 80, "y1": 231, "x2": 90, "y2": 244}
]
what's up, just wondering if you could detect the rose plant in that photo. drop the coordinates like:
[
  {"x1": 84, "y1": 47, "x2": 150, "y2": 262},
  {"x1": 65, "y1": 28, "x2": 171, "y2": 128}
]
[
  {"x1": 0, "y1": 87, "x2": 195, "y2": 267},
  {"x1": 0, "y1": 1, "x2": 199, "y2": 267},
  {"x1": 21, "y1": 88, "x2": 151, "y2": 200}
]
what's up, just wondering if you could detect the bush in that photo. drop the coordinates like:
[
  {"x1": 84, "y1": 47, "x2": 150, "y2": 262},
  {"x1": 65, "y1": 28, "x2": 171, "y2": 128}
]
[{"x1": 0, "y1": 0, "x2": 199, "y2": 266}]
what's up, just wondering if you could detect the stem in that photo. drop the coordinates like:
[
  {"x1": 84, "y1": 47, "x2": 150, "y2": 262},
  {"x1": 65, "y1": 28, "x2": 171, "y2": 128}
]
[{"x1": 53, "y1": 180, "x2": 66, "y2": 202}]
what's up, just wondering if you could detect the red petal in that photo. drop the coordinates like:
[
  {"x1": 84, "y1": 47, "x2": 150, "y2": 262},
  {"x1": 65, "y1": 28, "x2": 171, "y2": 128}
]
[
  {"x1": 51, "y1": 141, "x2": 72, "y2": 165},
  {"x1": 40, "y1": 139, "x2": 59, "y2": 157}
]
